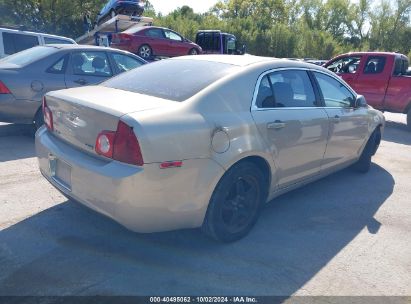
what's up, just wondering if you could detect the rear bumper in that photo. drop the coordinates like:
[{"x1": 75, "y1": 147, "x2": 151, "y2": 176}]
[
  {"x1": 36, "y1": 127, "x2": 225, "y2": 233},
  {"x1": 0, "y1": 95, "x2": 39, "y2": 124}
]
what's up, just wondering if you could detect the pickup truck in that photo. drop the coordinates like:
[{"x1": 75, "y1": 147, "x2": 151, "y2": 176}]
[{"x1": 325, "y1": 52, "x2": 411, "y2": 129}]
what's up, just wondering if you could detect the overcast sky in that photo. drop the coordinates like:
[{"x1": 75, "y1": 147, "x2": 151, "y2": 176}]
[{"x1": 148, "y1": 0, "x2": 219, "y2": 15}]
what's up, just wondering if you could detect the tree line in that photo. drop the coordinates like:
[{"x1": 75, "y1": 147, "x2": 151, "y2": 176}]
[{"x1": 1, "y1": 0, "x2": 411, "y2": 59}]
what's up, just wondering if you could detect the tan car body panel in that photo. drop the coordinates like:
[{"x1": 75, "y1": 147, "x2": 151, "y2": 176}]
[{"x1": 36, "y1": 56, "x2": 385, "y2": 233}]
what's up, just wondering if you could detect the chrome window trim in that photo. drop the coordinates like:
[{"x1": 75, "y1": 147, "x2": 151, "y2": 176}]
[{"x1": 251, "y1": 67, "x2": 357, "y2": 112}]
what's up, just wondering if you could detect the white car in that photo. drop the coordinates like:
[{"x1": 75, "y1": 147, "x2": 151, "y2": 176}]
[{"x1": 0, "y1": 27, "x2": 76, "y2": 59}]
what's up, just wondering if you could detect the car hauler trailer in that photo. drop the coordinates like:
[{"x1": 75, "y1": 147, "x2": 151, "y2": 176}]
[{"x1": 76, "y1": 14, "x2": 153, "y2": 46}]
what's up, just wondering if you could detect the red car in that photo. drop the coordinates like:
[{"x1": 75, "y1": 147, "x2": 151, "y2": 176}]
[{"x1": 111, "y1": 26, "x2": 202, "y2": 59}]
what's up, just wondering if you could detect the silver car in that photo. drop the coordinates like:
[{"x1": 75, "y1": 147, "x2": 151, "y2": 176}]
[
  {"x1": 36, "y1": 55, "x2": 385, "y2": 242},
  {"x1": 0, "y1": 44, "x2": 146, "y2": 128}
]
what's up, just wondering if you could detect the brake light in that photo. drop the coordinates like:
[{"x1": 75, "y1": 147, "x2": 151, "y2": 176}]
[
  {"x1": 42, "y1": 97, "x2": 54, "y2": 131},
  {"x1": 95, "y1": 120, "x2": 144, "y2": 166},
  {"x1": 0, "y1": 81, "x2": 11, "y2": 94},
  {"x1": 112, "y1": 34, "x2": 131, "y2": 44}
]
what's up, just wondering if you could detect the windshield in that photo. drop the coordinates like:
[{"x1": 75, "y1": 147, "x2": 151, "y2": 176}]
[
  {"x1": 102, "y1": 59, "x2": 238, "y2": 101},
  {"x1": 0, "y1": 46, "x2": 58, "y2": 66}
]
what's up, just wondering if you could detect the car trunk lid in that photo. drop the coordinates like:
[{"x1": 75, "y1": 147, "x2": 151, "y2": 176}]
[{"x1": 45, "y1": 86, "x2": 173, "y2": 156}]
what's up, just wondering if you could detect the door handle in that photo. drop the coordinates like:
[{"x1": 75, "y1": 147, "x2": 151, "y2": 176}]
[
  {"x1": 331, "y1": 115, "x2": 341, "y2": 123},
  {"x1": 267, "y1": 120, "x2": 286, "y2": 130},
  {"x1": 74, "y1": 79, "x2": 87, "y2": 85}
]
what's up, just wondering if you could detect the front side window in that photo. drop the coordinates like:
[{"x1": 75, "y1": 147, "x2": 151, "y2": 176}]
[
  {"x1": 2, "y1": 32, "x2": 40, "y2": 55},
  {"x1": 256, "y1": 70, "x2": 316, "y2": 108},
  {"x1": 326, "y1": 56, "x2": 362, "y2": 74},
  {"x1": 112, "y1": 53, "x2": 143, "y2": 72},
  {"x1": 364, "y1": 56, "x2": 386, "y2": 74},
  {"x1": 71, "y1": 51, "x2": 112, "y2": 77},
  {"x1": 314, "y1": 72, "x2": 355, "y2": 108},
  {"x1": 164, "y1": 30, "x2": 182, "y2": 41},
  {"x1": 226, "y1": 36, "x2": 236, "y2": 54}
]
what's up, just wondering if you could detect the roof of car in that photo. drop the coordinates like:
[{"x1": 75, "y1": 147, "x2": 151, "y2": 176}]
[
  {"x1": 173, "y1": 54, "x2": 321, "y2": 69},
  {"x1": 0, "y1": 27, "x2": 75, "y2": 42},
  {"x1": 44, "y1": 44, "x2": 139, "y2": 55},
  {"x1": 334, "y1": 51, "x2": 406, "y2": 58}
]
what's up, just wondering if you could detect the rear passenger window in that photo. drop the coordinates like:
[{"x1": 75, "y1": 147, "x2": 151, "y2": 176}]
[
  {"x1": 364, "y1": 57, "x2": 386, "y2": 74},
  {"x1": 2, "y1": 32, "x2": 39, "y2": 55},
  {"x1": 44, "y1": 37, "x2": 73, "y2": 44},
  {"x1": 145, "y1": 29, "x2": 164, "y2": 38},
  {"x1": 314, "y1": 72, "x2": 355, "y2": 108},
  {"x1": 47, "y1": 56, "x2": 68, "y2": 74},
  {"x1": 256, "y1": 70, "x2": 316, "y2": 108}
]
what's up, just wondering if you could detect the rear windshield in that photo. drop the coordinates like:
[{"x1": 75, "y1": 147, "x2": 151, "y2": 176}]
[
  {"x1": 102, "y1": 59, "x2": 238, "y2": 101},
  {"x1": 0, "y1": 46, "x2": 58, "y2": 66}
]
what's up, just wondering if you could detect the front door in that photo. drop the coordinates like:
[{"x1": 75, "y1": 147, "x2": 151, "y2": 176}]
[
  {"x1": 313, "y1": 72, "x2": 369, "y2": 170},
  {"x1": 354, "y1": 55, "x2": 391, "y2": 109},
  {"x1": 251, "y1": 69, "x2": 329, "y2": 188},
  {"x1": 164, "y1": 29, "x2": 186, "y2": 56}
]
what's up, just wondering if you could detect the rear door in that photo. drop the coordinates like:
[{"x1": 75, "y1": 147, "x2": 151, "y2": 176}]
[
  {"x1": 313, "y1": 71, "x2": 369, "y2": 170},
  {"x1": 65, "y1": 51, "x2": 113, "y2": 87},
  {"x1": 354, "y1": 55, "x2": 391, "y2": 109},
  {"x1": 382, "y1": 56, "x2": 410, "y2": 112},
  {"x1": 251, "y1": 69, "x2": 329, "y2": 188}
]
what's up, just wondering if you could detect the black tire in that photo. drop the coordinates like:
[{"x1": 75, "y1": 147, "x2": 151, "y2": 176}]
[
  {"x1": 33, "y1": 107, "x2": 44, "y2": 130},
  {"x1": 407, "y1": 108, "x2": 411, "y2": 131},
  {"x1": 138, "y1": 44, "x2": 152, "y2": 59},
  {"x1": 188, "y1": 48, "x2": 199, "y2": 55},
  {"x1": 201, "y1": 161, "x2": 267, "y2": 242},
  {"x1": 353, "y1": 128, "x2": 379, "y2": 173}
]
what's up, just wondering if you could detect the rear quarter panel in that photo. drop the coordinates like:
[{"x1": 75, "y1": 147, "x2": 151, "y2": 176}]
[{"x1": 126, "y1": 65, "x2": 278, "y2": 193}]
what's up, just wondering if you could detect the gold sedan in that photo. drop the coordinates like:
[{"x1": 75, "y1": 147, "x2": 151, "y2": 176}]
[{"x1": 36, "y1": 55, "x2": 384, "y2": 242}]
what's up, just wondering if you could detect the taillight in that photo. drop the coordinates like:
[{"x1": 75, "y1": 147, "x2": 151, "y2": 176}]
[
  {"x1": 0, "y1": 80, "x2": 11, "y2": 94},
  {"x1": 95, "y1": 120, "x2": 144, "y2": 166},
  {"x1": 42, "y1": 97, "x2": 54, "y2": 131}
]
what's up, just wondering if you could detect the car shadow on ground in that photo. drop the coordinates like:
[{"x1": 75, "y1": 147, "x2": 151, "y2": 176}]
[
  {"x1": 0, "y1": 164, "x2": 394, "y2": 296},
  {"x1": 0, "y1": 123, "x2": 34, "y2": 138},
  {"x1": 0, "y1": 127, "x2": 35, "y2": 162},
  {"x1": 383, "y1": 120, "x2": 411, "y2": 145}
]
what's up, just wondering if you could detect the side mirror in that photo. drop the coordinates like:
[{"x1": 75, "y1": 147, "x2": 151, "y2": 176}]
[{"x1": 355, "y1": 95, "x2": 367, "y2": 108}]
